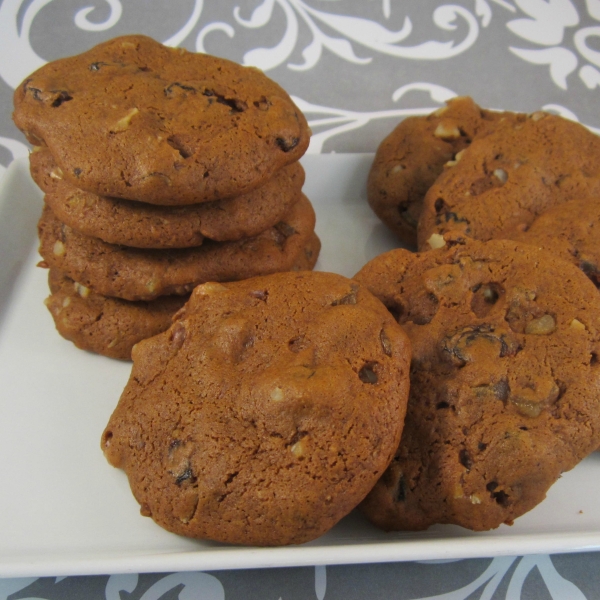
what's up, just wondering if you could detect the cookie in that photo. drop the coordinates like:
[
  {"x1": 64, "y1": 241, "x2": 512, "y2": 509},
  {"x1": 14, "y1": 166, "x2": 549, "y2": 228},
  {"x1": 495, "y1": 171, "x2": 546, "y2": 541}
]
[
  {"x1": 367, "y1": 97, "x2": 518, "y2": 246},
  {"x1": 355, "y1": 236, "x2": 600, "y2": 531},
  {"x1": 14, "y1": 35, "x2": 310, "y2": 205},
  {"x1": 509, "y1": 198, "x2": 600, "y2": 287},
  {"x1": 38, "y1": 194, "x2": 319, "y2": 301},
  {"x1": 45, "y1": 269, "x2": 187, "y2": 360},
  {"x1": 101, "y1": 271, "x2": 412, "y2": 545},
  {"x1": 418, "y1": 111, "x2": 600, "y2": 251},
  {"x1": 32, "y1": 148, "x2": 305, "y2": 248}
]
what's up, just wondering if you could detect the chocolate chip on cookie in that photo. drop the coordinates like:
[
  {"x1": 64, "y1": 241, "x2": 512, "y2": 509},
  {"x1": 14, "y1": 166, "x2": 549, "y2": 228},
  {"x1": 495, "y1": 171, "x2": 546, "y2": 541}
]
[
  {"x1": 14, "y1": 35, "x2": 310, "y2": 205},
  {"x1": 418, "y1": 111, "x2": 600, "y2": 251},
  {"x1": 368, "y1": 97, "x2": 519, "y2": 246},
  {"x1": 355, "y1": 237, "x2": 600, "y2": 531},
  {"x1": 45, "y1": 269, "x2": 187, "y2": 359},
  {"x1": 33, "y1": 148, "x2": 305, "y2": 248},
  {"x1": 102, "y1": 271, "x2": 412, "y2": 545}
]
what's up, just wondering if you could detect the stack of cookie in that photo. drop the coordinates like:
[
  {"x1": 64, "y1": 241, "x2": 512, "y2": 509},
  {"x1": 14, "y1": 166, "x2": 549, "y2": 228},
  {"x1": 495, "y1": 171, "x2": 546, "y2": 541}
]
[{"x1": 13, "y1": 35, "x2": 318, "y2": 359}]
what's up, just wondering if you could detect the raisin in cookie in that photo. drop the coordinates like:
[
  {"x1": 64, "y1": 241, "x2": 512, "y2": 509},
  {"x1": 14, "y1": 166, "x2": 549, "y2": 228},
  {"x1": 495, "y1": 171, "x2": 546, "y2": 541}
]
[
  {"x1": 418, "y1": 112, "x2": 600, "y2": 251},
  {"x1": 38, "y1": 194, "x2": 319, "y2": 301},
  {"x1": 102, "y1": 271, "x2": 412, "y2": 545},
  {"x1": 368, "y1": 97, "x2": 519, "y2": 246},
  {"x1": 32, "y1": 148, "x2": 304, "y2": 248},
  {"x1": 355, "y1": 236, "x2": 600, "y2": 531},
  {"x1": 14, "y1": 35, "x2": 309, "y2": 205}
]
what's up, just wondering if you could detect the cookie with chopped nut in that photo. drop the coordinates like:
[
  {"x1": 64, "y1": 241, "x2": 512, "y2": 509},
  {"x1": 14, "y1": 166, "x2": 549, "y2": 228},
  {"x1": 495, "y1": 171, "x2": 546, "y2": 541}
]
[
  {"x1": 101, "y1": 271, "x2": 412, "y2": 545},
  {"x1": 367, "y1": 96, "x2": 519, "y2": 247},
  {"x1": 354, "y1": 236, "x2": 600, "y2": 532},
  {"x1": 418, "y1": 111, "x2": 600, "y2": 251},
  {"x1": 14, "y1": 35, "x2": 310, "y2": 205},
  {"x1": 505, "y1": 197, "x2": 600, "y2": 288},
  {"x1": 37, "y1": 194, "x2": 319, "y2": 301},
  {"x1": 45, "y1": 269, "x2": 187, "y2": 360},
  {"x1": 31, "y1": 147, "x2": 305, "y2": 248}
]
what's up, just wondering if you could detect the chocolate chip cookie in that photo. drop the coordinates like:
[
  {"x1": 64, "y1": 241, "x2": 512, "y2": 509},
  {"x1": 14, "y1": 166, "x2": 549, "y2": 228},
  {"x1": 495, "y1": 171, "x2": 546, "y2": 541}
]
[
  {"x1": 368, "y1": 97, "x2": 519, "y2": 246},
  {"x1": 101, "y1": 271, "x2": 412, "y2": 545},
  {"x1": 38, "y1": 194, "x2": 319, "y2": 301},
  {"x1": 355, "y1": 236, "x2": 600, "y2": 531},
  {"x1": 45, "y1": 269, "x2": 187, "y2": 359},
  {"x1": 418, "y1": 111, "x2": 600, "y2": 251},
  {"x1": 14, "y1": 35, "x2": 310, "y2": 205},
  {"x1": 509, "y1": 197, "x2": 600, "y2": 288},
  {"x1": 32, "y1": 148, "x2": 304, "y2": 248}
]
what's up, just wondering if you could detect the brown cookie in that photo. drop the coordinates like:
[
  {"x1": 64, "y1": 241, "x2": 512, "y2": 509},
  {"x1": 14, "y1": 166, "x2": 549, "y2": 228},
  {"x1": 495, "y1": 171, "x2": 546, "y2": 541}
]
[
  {"x1": 31, "y1": 148, "x2": 304, "y2": 248},
  {"x1": 45, "y1": 269, "x2": 187, "y2": 360},
  {"x1": 14, "y1": 35, "x2": 310, "y2": 205},
  {"x1": 507, "y1": 197, "x2": 600, "y2": 288},
  {"x1": 38, "y1": 194, "x2": 319, "y2": 301},
  {"x1": 418, "y1": 111, "x2": 600, "y2": 251},
  {"x1": 367, "y1": 97, "x2": 519, "y2": 246},
  {"x1": 355, "y1": 236, "x2": 600, "y2": 531},
  {"x1": 101, "y1": 271, "x2": 412, "y2": 545}
]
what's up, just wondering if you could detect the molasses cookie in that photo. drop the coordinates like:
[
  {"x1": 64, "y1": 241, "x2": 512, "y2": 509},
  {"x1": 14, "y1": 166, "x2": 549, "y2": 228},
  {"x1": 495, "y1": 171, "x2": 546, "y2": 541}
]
[
  {"x1": 45, "y1": 269, "x2": 187, "y2": 360},
  {"x1": 355, "y1": 236, "x2": 600, "y2": 531},
  {"x1": 418, "y1": 112, "x2": 600, "y2": 251},
  {"x1": 368, "y1": 97, "x2": 518, "y2": 246},
  {"x1": 102, "y1": 271, "x2": 412, "y2": 545},
  {"x1": 32, "y1": 148, "x2": 305, "y2": 248},
  {"x1": 38, "y1": 195, "x2": 319, "y2": 301},
  {"x1": 14, "y1": 35, "x2": 310, "y2": 205}
]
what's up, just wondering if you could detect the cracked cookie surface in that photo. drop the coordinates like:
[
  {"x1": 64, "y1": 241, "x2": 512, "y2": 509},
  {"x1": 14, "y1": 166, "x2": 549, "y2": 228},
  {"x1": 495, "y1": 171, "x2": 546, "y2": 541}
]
[
  {"x1": 38, "y1": 194, "x2": 320, "y2": 301},
  {"x1": 31, "y1": 147, "x2": 304, "y2": 248},
  {"x1": 355, "y1": 237, "x2": 600, "y2": 531},
  {"x1": 367, "y1": 97, "x2": 519, "y2": 247},
  {"x1": 14, "y1": 35, "x2": 310, "y2": 205},
  {"x1": 101, "y1": 271, "x2": 411, "y2": 545}
]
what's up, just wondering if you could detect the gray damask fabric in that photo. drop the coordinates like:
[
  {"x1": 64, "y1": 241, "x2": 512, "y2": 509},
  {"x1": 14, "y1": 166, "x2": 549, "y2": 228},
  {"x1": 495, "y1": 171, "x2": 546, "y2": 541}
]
[{"x1": 2, "y1": 1, "x2": 600, "y2": 598}]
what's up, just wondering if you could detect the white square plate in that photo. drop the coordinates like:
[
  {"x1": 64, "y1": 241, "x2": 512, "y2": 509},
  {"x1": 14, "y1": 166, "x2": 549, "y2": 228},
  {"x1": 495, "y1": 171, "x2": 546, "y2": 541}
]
[{"x1": 1, "y1": 154, "x2": 599, "y2": 578}]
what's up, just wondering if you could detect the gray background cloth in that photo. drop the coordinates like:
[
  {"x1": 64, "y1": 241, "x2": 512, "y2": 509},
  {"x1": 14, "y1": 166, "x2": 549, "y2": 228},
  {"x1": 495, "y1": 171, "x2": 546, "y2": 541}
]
[{"x1": 2, "y1": 0, "x2": 600, "y2": 598}]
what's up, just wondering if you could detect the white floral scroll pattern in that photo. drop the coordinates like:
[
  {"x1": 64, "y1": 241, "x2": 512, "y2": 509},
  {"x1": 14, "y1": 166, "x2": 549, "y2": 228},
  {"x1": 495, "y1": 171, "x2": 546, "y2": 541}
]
[
  {"x1": 296, "y1": 82, "x2": 458, "y2": 153},
  {"x1": 410, "y1": 555, "x2": 585, "y2": 599},
  {"x1": 196, "y1": 0, "x2": 483, "y2": 71},
  {"x1": 297, "y1": 84, "x2": 600, "y2": 152},
  {"x1": 507, "y1": 0, "x2": 600, "y2": 89},
  {"x1": 105, "y1": 572, "x2": 225, "y2": 600},
  {"x1": 0, "y1": 557, "x2": 589, "y2": 599}
]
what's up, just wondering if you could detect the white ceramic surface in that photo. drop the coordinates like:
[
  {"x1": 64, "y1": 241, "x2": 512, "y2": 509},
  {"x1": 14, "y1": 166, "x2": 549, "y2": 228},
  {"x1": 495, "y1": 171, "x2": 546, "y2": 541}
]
[{"x1": 1, "y1": 154, "x2": 599, "y2": 578}]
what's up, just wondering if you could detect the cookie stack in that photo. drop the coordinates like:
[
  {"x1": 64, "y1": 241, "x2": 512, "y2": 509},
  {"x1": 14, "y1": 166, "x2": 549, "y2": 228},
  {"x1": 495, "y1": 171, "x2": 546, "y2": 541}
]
[{"x1": 13, "y1": 35, "x2": 319, "y2": 359}]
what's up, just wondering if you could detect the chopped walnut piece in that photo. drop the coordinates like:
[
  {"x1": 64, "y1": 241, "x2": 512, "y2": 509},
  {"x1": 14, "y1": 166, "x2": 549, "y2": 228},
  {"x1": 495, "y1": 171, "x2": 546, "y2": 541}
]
[
  {"x1": 434, "y1": 120, "x2": 461, "y2": 140},
  {"x1": 427, "y1": 233, "x2": 446, "y2": 249},
  {"x1": 53, "y1": 240, "x2": 66, "y2": 256},
  {"x1": 525, "y1": 315, "x2": 556, "y2": 335}
]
